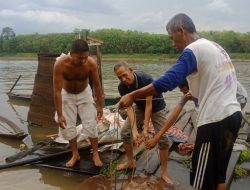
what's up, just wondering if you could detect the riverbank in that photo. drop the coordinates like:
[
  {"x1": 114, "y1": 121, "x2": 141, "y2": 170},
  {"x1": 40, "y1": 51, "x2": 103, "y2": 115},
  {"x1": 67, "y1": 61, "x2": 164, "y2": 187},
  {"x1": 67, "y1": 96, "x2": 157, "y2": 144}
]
[{"x1": 1, "y1": 53, "x2": 250, "y2": 62}]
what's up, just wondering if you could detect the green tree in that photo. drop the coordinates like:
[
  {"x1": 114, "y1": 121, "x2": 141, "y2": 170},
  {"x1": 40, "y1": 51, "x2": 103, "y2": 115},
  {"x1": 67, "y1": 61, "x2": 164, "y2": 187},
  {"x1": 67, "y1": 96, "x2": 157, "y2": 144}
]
[
  {"x1": 1, "y1": 27, "x2": 16, "y2": 40},
  {"x1": 239, "y1": 32, "x2": 250, "y2": 53}
]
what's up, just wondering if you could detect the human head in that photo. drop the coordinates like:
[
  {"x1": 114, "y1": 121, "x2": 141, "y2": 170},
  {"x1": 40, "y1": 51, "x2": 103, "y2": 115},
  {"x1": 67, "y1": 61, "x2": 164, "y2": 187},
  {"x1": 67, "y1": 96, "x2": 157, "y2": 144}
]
[
  {"x1": 178, "y1": 79, "x2": 189, "y2": 94},
  {"x1": 70, "y1": 39, "x2": 89, "y2": 65},
  {"x1": 166, "y1": 13, "x2": 197, "y2": 51},
  {"x1": 114, "y1": 61, "x2": 135, "y2": 86}
]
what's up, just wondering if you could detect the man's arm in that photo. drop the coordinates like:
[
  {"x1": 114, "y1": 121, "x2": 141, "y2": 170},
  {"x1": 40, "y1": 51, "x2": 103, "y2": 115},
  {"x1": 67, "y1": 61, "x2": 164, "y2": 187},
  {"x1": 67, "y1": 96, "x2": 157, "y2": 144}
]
[
  {"x1": 145, "y1": 96, "x2": 188, "y2": 149},
  {"x1": 118, "y1": 49, "x2": 197, "y2": 109},
  {"x1": 155, "y1": 99, "x2": 186, "y2": 140},
  {"x1": 119, "y1": 83, "x2": 156, "y2": 108},
  {"x1": 143, "y1": 96, "x2": 153, "y2": 139},
  {"x1": 90, "y1": 59, "x2": 104, "y2": 120},
  {"x1": 125, "y1": 106, "x2": 141, "y2": 146},
  {"x1": 53, "y1": 61, "x2": 66, "y2": 128}
]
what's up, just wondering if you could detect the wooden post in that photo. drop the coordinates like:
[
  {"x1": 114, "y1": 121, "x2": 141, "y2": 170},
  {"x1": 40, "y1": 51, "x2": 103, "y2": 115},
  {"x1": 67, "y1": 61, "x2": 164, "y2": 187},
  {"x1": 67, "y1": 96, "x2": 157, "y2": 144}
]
[
  {"x1": 27, "y1": 54, "x2": 59, "y2": 127},
  {"x1": 96, "y1": 45, "x2": 104, "y2": 103}
]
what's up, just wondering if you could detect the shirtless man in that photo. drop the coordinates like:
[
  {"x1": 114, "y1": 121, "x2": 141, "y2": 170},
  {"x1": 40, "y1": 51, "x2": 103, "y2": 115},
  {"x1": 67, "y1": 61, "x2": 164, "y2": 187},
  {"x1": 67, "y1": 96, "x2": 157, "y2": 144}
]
[{"x1": 53, "y1": 39, "x2": 103, "y2": 168}]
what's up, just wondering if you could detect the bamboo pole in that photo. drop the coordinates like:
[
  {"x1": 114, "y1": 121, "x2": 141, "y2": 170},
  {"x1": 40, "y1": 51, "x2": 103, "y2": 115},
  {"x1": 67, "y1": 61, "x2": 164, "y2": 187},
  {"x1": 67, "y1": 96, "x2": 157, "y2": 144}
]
[{"x1": 8, "y1": 75, "x2": 21, "y2": 93}]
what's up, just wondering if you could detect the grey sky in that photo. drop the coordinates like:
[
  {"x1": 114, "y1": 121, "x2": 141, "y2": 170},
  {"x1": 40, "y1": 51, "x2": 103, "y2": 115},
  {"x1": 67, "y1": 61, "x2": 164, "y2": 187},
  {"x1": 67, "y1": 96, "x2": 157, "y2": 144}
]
[{"x1": 0, "y1": 0, "x2": 249, "y2": 34}]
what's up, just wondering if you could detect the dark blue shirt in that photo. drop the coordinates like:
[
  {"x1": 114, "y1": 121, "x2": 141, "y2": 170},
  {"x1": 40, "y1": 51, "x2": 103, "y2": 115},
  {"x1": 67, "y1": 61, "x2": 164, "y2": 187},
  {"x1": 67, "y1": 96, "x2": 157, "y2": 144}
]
[
  {"x1": 118, "y1": 71, "x2": 166, "y2": 113},
  {"x1": 152, "y1": 49, "x2": 197, "y2": 93}
]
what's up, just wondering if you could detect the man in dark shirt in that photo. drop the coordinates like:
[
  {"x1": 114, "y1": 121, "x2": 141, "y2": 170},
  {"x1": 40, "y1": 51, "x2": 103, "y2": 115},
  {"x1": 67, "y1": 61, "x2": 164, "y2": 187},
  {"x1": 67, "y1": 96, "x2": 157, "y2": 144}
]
[{"x1": 114, "y1": 61, "x2": 172, "y2": 184}]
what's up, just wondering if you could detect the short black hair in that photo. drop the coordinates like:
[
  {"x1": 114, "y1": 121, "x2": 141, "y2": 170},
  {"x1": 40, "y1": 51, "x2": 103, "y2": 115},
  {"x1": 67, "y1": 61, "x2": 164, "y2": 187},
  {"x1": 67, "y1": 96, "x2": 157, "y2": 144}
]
[{"x1": 71, "y1": 39, "x2": 89, "y2": 53}]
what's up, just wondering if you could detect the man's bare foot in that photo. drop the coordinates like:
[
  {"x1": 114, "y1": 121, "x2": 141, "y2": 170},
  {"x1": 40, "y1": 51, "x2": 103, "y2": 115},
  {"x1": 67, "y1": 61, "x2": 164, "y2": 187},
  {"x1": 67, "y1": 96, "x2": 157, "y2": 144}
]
[
  {"x1": 116, "y1": 159, "x2": 136, "y2": 170},
  {"x1": 162, "y1": 175, "x2": 174, "y2": 185},
  {"x1": 93, "y1": 152, "x2": 103, "y2": 167},
  {"x1": 66, "y1": 154, "x2": 80, "y2": 168}
]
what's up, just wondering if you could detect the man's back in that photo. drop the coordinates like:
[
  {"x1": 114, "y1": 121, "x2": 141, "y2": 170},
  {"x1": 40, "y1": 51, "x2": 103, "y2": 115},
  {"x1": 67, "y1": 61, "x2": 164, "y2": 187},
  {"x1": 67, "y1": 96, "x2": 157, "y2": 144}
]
[{"x1": 186, "y1": 38, "x2": 241, "y2": 126}]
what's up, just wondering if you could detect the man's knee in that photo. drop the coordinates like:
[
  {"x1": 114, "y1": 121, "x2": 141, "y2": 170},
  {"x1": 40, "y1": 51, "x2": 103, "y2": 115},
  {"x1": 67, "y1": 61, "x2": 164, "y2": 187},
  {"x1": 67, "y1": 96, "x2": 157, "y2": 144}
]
[{"x1": 158, "y1": 137, "x2": 170, "y2": 150}]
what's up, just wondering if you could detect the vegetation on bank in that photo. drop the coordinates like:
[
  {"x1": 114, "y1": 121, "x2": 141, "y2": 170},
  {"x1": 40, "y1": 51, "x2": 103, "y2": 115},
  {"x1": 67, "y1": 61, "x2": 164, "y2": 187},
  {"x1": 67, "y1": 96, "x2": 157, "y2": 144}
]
[
  {"x1": 1, "y1": 27, "x2": 250, "y2": 57},
  {"x1": 234, "y1": 148, "x2": 250, "y2": 179},
  {"x1": 1, "y1": 52, "x2": 250, "y2": 62}
]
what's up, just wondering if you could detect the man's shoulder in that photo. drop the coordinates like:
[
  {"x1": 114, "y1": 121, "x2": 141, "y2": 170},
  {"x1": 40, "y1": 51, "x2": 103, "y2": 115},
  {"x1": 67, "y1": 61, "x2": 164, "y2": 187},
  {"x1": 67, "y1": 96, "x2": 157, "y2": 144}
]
[
  {"x1": 57, "y1": 53, "x2": 71, "y2": 61},
  {"x1": 135, "y1": 71, "x2": 152, "y2": 78},
  {"x1": 86, "y1": 56, "x2": 98, "y2": 69},
  {"x1": 87, "y1": 56, "x2": 96, "y2": 64},
  {"x1": 135, "y1": 71, "x2": 153, "y2": 84},
  {"x1": 55, "y1": 54, "x2": 70, "y2": 65}
]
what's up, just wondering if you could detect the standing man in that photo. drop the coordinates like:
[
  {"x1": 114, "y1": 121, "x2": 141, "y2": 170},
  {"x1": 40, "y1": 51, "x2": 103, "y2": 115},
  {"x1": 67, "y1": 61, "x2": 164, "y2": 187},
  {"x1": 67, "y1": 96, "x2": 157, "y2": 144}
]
[
  {"x1": 53, "y1": 39, "x2": 103, "y2": 168},
  {"x1": 118, "y1": 14, "x2": 242, "y2": 190},
  {"x1": 114, "y1": 61, "x2": 172, "y2": 184}
]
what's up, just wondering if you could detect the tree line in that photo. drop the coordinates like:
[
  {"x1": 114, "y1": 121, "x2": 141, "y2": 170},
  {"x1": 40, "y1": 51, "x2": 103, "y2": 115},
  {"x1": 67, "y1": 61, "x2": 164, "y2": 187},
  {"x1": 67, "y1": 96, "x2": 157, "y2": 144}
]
[{"x1": 1, "y1": 27, "x2": 250, "y2": 55}]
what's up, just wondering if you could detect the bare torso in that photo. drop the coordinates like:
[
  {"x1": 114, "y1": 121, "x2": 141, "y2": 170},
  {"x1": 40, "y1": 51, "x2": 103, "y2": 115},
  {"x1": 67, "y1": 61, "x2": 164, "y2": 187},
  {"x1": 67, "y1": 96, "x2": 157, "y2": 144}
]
[
  {"x1": 54, "y1": 50, "x2": 103, "y2": 128},
  {"x1": 58, "y1": 55, "x2": 93, "y2": 94}
]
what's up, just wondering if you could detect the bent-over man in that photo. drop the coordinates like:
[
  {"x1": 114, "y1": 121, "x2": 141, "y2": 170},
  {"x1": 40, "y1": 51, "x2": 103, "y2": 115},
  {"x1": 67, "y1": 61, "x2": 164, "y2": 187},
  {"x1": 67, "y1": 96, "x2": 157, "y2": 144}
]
[
  {"x1": 53, "y1": 39, "x2": 103, "y2": 168},
  {"x1": 114, "y1": 61, "x2": 172, "y2": 184}
]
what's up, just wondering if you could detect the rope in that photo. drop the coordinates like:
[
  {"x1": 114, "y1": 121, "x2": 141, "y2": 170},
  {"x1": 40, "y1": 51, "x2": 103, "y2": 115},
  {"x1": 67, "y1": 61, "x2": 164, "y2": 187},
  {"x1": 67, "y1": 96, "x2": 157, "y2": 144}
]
[
  {"x1": 108, "y1": 108, "x2": 120, "y2": 190},
  {"x1": 130, "y1": 106, "x2": 137, "y2": 182}
]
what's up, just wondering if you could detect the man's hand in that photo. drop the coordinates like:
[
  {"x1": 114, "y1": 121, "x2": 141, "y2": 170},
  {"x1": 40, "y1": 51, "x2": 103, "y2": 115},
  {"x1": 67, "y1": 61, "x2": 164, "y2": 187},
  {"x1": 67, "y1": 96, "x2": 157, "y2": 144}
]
[
  {"x1": 142, "y1": 129, "x2": 149, "y2": 141},
  {"x1": 184, "y1": 91, "x2": 193, "y2": 100},
  {"x1": 178, "y1": 143, "x2": 194, "y2": 155},
  {"x1": 145, "y1": 136, "x2": 159, "y2": 149},
  {"x1": 57, "y1": 115, "x2": 67, "y2": 129},
  {"x1": 96, "y1": 107, "x2": 103, "y2": 121},
  {"x1": 133, "y1": 132, "x2": 143, "y2": 147},
  {"x1": 118, "y1": 94, "x2": 134, "y2": 109}
]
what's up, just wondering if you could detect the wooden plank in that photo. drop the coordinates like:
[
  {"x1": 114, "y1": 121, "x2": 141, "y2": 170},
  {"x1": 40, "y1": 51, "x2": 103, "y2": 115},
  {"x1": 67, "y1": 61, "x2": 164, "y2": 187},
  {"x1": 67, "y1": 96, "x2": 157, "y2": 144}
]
[
  {"x1": 116, "y1": 143, "x2": 145, "y2": 169},
  {"x1": 174, "y1": 109, "x2": 193, "y2": 131},
  {"x1": 135, "y1": 146, "x2": 160, "y2": 174},
  {"x1": 225, "y1": 151, "x2": 241, "y2": 190},
  {"x1": 27, "y1": 112, "x2": 57, "y2": 127},
  {"x1": 155, "y1": 151, "x2": 194, "y2": 190},
  {"x1": 182, "y1": 122, "x2": 193, "y2": 137},
  {"x1": 28, "y1": 107, "x2": 55, "y2": 116},
  {"x1": 30, "y1": 95, "x2": 55, "y2": 105},
  {"x1": 187, "y1": 125, "x2": 197, "y2": 143}
]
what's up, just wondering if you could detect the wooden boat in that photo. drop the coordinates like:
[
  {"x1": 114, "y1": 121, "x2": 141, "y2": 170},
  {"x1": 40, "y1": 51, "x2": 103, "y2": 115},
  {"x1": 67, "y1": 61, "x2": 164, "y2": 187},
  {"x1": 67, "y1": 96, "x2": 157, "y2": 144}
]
[
  {"x1": 7, "y1": 92, "x2": 32, "y2": 102},
  {"x1": 6, "y1": 75, "x2": 32, "y2": 103},
  {"x1": 0, "y1": 118, "x2": 122, "y2": 170},
  {"x1": 0, "y1": 115, "x2": 27, "y2": 139},
  {"x1": 34, "y1": 145, "x2": 122, "y2": 175},
  {"x1": 8, "y1": 93, "x2": 119, "y2": 106},
  {"x1": 7, "y1": 75, "x2": 120, "y2": 106},
  {"x1": 0, "y1": 140, "x2": 122, "y2": 170}
]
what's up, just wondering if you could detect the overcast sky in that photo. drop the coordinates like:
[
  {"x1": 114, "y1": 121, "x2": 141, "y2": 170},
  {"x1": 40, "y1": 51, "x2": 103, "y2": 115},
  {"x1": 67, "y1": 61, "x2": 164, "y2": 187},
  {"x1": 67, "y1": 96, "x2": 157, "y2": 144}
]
[{"x1": 0, "y1": 0, "x2": 249, "y2": 35}]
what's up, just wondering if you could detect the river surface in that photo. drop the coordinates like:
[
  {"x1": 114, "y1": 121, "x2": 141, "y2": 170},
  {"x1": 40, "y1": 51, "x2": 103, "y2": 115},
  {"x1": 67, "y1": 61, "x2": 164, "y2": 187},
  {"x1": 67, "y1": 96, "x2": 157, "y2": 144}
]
[{"x1": 0, "y1": 59, "x2": 249, "y2": 189}]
